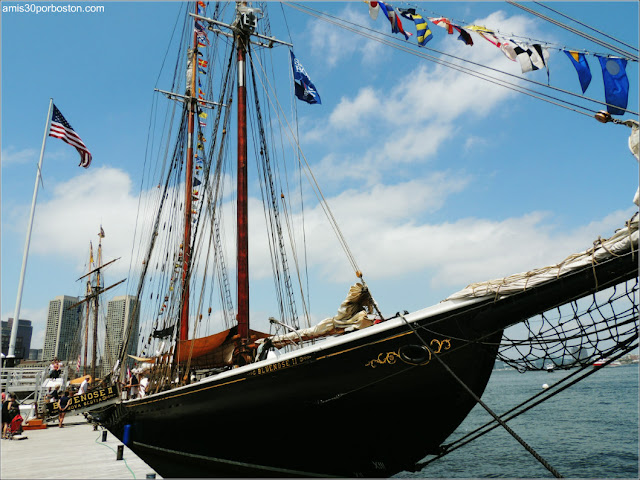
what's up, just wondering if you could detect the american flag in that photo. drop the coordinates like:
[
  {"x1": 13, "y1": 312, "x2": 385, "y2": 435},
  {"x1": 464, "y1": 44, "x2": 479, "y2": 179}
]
[
  {"x1": 194, "y1": 22, "x2": 210, "y2": 45},
  {"x1": 49, "y1": 104, "x2": 92, "y2": 168}
]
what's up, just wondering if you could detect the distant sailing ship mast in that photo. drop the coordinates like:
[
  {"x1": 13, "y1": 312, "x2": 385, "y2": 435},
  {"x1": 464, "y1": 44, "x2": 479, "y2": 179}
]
[{"x1": 69, "y1": 226, "x2": 125, "y2": 381}]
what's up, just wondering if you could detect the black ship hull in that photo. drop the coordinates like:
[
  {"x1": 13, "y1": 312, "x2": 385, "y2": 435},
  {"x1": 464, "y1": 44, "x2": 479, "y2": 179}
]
[
  {"x1": 105, "y1": 306, "x2": 502, "y2": 478},
  {"x1": 99, "y1": 250, "x2": 637, "y2": 477}
]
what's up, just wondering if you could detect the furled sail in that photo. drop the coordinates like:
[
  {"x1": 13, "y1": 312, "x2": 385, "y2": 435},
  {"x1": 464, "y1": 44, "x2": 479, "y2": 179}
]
[
  {"x1": 262, "y1": 283, "x2": 377, "y2": 349},
  {"x1": 131, "y1": 328, "x2": 271, "y2": 368}
]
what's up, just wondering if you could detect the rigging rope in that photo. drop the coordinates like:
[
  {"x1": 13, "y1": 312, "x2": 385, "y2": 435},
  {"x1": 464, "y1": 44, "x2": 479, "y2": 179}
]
[
  {"x1": 277, "y1": 1, "x2": 314, "y2": 324},
  {"x1": 533, "y1": 1, "x2": 639, "y2": 54},
  {"x1": 398, "y1": 314, "x2": 564, "y2": 478},
  {"x1": 401, "y1": 0, "x2": 639, "y2": 59},
  {"x1": 507, "y1": 1, "x2": 639, "y2": 61},
  {"x1": 414, "y1": 337, "x2": 638, "y2": 470},
  {"x1": 285, "y1": 2, "x2": 638, "y2": 117},
  {"x1": 249, "y1": 53, "x2": 301, "y2": 329},
  {"x1": 245, "y1": 49, "x2": 363, "y2": 277}
]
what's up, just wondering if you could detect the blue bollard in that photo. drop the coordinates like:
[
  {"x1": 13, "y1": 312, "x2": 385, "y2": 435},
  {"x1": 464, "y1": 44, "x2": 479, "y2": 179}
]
[{"x1": 123, "y1": 424, "x2": 132, "y2": 446}]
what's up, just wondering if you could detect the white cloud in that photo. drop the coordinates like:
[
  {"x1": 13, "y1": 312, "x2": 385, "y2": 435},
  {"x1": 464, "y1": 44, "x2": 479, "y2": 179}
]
[
  {"x1": 281, "y1": 175, "x2": 637, "y2": 288},
  {"x1": 1, "y1": 147, "x2": 38, "y2": 167},
  {"x1": 1, "y1": 146, "x2": 73, "y2": 169},
  {"x1": 373, "y1": 123, "x2": 454, "y2": 165},
  {"x1": 464, "y1": 135, "x2": 489, "y2": 152},
  {"x1": 307, "y1": 4, "x2": 386, "y2": 69},
  {"x1": 304, "y1": 9, "x2": 542, "y2": 174},
  {"x1": 329, "y1": 87, "x2": 381, "y2": 130},
  {"x1": 311, "y1": 152, "x2": 381, "y2": 186},
  {"x1": 27, "y1": 166, "x2": 139, "y2": 278}
]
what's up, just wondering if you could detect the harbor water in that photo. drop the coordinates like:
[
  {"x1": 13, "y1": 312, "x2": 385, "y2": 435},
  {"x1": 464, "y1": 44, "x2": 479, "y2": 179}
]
[{"x1": 395, "y1": 363, "x2": 638, "y2": 478}]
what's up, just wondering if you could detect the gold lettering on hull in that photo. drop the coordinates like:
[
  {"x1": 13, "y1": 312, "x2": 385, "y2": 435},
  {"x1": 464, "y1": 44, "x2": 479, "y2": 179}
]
[
  {"x1": 365, "y1": 339, "x2": 451, "y2": 368},
  {"x1": 247, "y1": 355, "x2": 312, "y2": 377},
  {"x1": 52, "y1": 386, "x2": 118, "y2": 414}
]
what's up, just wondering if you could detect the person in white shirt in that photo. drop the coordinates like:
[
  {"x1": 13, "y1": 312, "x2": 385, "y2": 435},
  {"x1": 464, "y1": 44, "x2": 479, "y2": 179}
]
[
  {"x1": 77, "y1": 377, "x2": 89, "y2": 395},
  {"x1": 139, "y1": 374, "x2": 149, "y2": 398}
]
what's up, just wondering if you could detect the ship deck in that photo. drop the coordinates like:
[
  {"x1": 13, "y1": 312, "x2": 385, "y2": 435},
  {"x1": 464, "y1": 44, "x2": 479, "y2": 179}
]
[{"x1": 1, "y1": 413, "x2": 162, "y2": 479}]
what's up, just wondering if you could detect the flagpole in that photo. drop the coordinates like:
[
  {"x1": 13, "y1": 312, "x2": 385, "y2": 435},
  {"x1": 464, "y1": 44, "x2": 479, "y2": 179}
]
[{"x1": 7, "y1": 98, "x2": 54, "y2": 366}]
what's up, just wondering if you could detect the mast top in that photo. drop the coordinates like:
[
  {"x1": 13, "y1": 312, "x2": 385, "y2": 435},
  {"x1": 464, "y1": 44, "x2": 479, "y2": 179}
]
[
  {"x1": 189, "y1": 11, "x2": 293, "y2": 48},
  {"x1": 235, "y1": 3, "x2": 260, "y2": 32}
]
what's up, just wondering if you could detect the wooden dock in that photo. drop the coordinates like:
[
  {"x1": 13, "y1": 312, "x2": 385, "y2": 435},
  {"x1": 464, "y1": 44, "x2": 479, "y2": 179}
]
[{"x1": 1, "y1": 413, "x2": 162, "y2": 479}]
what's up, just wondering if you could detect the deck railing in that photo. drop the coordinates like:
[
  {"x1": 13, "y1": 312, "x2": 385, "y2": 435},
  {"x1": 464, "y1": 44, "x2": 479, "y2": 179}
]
[{"x1": 1, "y1": 366, "x2": 68, "y2": 398}]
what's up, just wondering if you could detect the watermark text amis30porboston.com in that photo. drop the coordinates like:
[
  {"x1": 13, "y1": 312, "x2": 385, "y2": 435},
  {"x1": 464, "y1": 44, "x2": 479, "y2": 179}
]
[{"x1": 2, "y1": 3, "x2": 105, "y2": 14}]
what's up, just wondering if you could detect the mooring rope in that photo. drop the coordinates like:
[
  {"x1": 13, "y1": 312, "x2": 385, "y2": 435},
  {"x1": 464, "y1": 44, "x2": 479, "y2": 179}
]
[
  {"x1": 416, "y1": 336, "x2": 638, "y2": 468},
  {"x1": 95, "y1": 428, "x2": 137, "y2": 479},
  {"x1": 399, "y1": 314, "x2": 564, "y2": 478}
]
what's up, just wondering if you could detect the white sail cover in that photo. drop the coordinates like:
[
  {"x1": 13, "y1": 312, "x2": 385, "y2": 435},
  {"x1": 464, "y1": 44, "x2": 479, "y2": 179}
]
[
  {"x1": 445, "y1": 214, "x2": 638, "y2": 301},
  {"x1": 628, "y1": 122, "x2": 639, "y2": 206},
  {"x1": 264, "y1": 283, "x2": 376, "y2": 348}
]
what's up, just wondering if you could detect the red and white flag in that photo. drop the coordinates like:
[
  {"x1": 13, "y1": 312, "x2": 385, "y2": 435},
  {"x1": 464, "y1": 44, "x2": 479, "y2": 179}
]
[
  {"x1": 367, "y1": 1, "x2": 379, "y2": 20},
  {"x1": 49, "y1": 104, "x2": 92, "y2": 168}
]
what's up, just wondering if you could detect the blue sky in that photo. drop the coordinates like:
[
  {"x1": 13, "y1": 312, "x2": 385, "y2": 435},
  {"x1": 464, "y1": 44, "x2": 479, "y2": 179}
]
[{"x1": 2, "y1": 1, "x2": 638, "y2": 352}]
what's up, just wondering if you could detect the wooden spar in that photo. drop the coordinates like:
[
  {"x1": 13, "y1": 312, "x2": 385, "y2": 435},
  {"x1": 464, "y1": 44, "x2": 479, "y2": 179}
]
[
  {"x1": 180, "y1": 5, "x2": 199, "y2": 347},
  {"x1": 92, "y1": 234, "x2": 103, "y2": 382},
  {"x1": 76, "y1": 256, "x2": 120, "y2": 281},
  {"x1": 236, "y1": 25, "x2": 250, "y2": 342},
  {"x1": 67, "y1": 278, "x2": 126, "y2": 311},
  {"x1": 83, "y1": 243, "x2": 92, "y2": 375},
  {"x1": 83, "y1": 289, "x2": 89, "y2": 375},
  {"x1": 92, "y1": 291, "x2": 99, "y2": 380}
]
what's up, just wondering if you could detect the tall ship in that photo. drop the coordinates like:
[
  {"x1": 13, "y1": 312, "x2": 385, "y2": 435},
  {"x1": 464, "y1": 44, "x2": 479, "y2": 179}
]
[
  {"x1": 93, "y1": 2, "x2": 639, "y2": 477},
  {"x1": 68, "y1": 228, "x2": 125, "y2": 384}
]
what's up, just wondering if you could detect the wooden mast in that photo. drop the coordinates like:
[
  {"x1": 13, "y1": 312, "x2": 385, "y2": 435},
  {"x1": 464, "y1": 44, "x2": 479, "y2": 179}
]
[
  {"x1": 236, "y1": 5, "x2": 250, "y2": 348},
  {"x1": 186, "y1": 4, "x2": 292, "y2": 366},
  {"x1": 68, "y1": 229, "x2": 125, "y2": 383},
  {"x1": 179, "y1": 2, "x2": 199, "y2": 349},
  {"x1": 92, "y1": 234, "x2": 102, "y2": 382},
  {"x1": 82, "y1": 242, "x2": 93, "y2": 376}
]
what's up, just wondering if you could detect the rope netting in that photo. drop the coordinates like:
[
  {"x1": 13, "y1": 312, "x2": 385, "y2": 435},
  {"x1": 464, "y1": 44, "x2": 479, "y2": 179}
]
[{"x1": 498, "y1": 276, "x2": 638, "y2": 371}]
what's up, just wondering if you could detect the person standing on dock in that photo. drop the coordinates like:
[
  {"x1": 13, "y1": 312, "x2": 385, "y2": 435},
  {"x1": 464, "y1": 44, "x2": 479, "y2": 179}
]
[
  {"x1": 58, "y1": 391, "x2": 70, "y2": 428},
  {"x1": 1, "y1": 392, "x2": 10, "y2": 438},
  {"x1": 2, "y1": 393, "x2": 18, "y2": 438}
]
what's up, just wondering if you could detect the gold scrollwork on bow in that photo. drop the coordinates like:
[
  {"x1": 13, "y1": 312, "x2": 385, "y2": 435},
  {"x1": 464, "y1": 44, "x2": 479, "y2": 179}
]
[
  {"x1": 365, "y1": 339, "x2": 451, "y2": 368},
  {"x1": 430, "y1": 338, "x2": 451, "y2": 354},
  {"x1": 364, "y1": 351, "x2": 401, "y2": 368}
]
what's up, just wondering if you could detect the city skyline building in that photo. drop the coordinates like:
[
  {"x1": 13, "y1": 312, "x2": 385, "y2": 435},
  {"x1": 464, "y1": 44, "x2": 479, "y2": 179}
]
[
  {"x1": 43, "y1": 295, "x2": 81, "y2": 362},
  {"x1": 104, "y1": 295, "x2": 140, "y2": 374},
  {"x1": 29, "y1": 348, "x2": 43, "y2": 361},
  {"x1": 1, "y1": 318, "x2": 33, "y2": 359}
]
